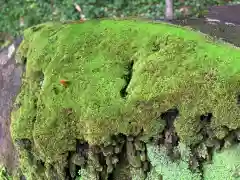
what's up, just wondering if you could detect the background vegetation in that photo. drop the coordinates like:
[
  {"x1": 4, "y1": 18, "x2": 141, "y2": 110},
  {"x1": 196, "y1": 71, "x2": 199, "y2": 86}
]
[
  {"x1": 0, "y1": 166, "x2": 12, "y2": 180},
  {"x1": 1, "y1": 0, "x2": 240, "y2": 38}
]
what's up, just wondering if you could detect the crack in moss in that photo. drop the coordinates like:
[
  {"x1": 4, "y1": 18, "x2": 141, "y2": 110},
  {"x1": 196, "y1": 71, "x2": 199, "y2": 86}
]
[{"x1": 120, "y1": 61, "x2": 134, "y2": 98}]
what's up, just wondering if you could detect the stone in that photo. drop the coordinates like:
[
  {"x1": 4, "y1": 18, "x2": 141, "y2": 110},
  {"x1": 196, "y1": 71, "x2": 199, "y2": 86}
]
[
  {"x1": 224, "y1": 134, "x2": 234, "y2": 149},
  {"x1": 96, "y1": 166, "x2": 103, "y2": 172},
  {"x1": 205, "y1": 138, "x2": 220, "y2": 151},
  {"x1": 127, "y1": 136, "x2": 134, "y2": 142},
  {"x1": 106, "y1": 155, "x2": 112, "y2": 166},
  {"x1": 89, "y1": 145, "x2": 101, "y2": 154},
  {"x1": 196, "y1": 143, "x2": 208, "y2": 159},
  {"x1": 140, "y1": 151, "x2": 146, "y2": 162},
  {"x1": 114, "y1": 146, "x2": 121, "y2": 154},
  {"x1": 71, "y1": 153, "x2": 86, "y2": 166},
  {"x1": 235, "y1": 129, "x2": 240, "y2": 141},
  {"x1": 69, "y1": 162, "x2": 76, "y2": 178},
  {"x1": 102, "y1": 145, "x2": 113, "y2": 156},
  {"x1": 88, "y1": 152, "x2": 102, "y2": 171},
  {"x1": 126, "y1": 141, "x2": 141, "y2": 168},
  {"x1": 112, "y1": 140, "x2": 117, "y2": 146},
  {"x1": 114, "y1": 143, "x2": 124, "y2": 154},
  {"x1": 107, "y1": 164, "x2": 113, "y2": 173},
  {"x1": 112, "y1": 156, "x2": 119, "y2": 165},
  {"x1": 189, "y1": 156, "x2": 199, "y2": 170},
  {"x1": 134, "y1": 139, "x2": 145, "y2": 151},
  {"x1": 7, "y1": 44, "x2": 15, "y2": 59},
  {"x1": 143, "y1": 161, "x2": 149, "y2": 172}
]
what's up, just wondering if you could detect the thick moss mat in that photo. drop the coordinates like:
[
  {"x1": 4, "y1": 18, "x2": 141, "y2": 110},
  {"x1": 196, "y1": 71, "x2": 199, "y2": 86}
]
[
  {"x1": 203, "y1": 144, "x2": 240, "y2": 180},
  {"x1": 11, "y1": 19, "x2": 240, "y2": 163}
]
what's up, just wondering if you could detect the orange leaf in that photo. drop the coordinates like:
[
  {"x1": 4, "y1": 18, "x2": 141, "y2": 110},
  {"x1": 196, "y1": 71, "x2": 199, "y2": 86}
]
[{"x1": 60, "y1": 79, "x2": 68, "y2": 87}]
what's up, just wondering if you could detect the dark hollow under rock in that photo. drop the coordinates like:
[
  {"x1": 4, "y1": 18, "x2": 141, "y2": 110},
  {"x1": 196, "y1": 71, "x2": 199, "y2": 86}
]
[
  {"x1": 120, "y1": 61, "x2": 134, "y2": 98},
  {"x1": 76, "y1": 139, "x2": 89, "y2": 157},
  {"x1": 236, "y1": 94, "x2": 240, "y2": 105},
  {"x1": 14, "y1": 139, "x2": 32, "y2": 150},
  {"x1": 160, "y1": 107, "x2": 179, "y2": 129},
  {"x1": 200, "y1": 113, "x2": 212, "y2": 123},
  {"x1": 234, "y1": 129, "x2": 240, "y2": 141}
]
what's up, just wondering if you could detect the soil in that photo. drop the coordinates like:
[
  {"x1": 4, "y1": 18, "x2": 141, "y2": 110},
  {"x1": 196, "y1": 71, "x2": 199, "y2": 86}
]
[{"x1": 0, "y1": 45, "x2": 23, "y2": 174}]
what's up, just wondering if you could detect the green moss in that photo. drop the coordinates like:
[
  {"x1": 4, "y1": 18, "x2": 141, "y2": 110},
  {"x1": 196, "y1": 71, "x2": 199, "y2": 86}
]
[
  {"x1": 146, "y1": 168, "x2": 162, "y2": 180},
  {"x1": 78, "y1": 165, "x2": 99, "y2": 180},
  {"x1": 146, "y1": 143, "x2": 202, "y2": 180},
  {"x1": 11, "y1": 78, "x2": 40, "y2": 140},
  {"x1": 0, "y1": 166, "x2": 13, "y2": 180},
  {"x1": 130, "y1": 167, "x2": 146, "y2": 180},
  {"x1": 11, "y1": 19, "x2": 240, "y2": 162},
  {"x1": 18, "y1": 150, "x2": 46, "y2": 180},
  {"x1": 203, "y1": 144, "x2": 240, "y2": 180}
]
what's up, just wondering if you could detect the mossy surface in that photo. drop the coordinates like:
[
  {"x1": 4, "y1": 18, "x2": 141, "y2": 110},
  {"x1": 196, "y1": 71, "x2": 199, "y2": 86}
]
[
  {"x1": 0, "y1": 165, "x2": 13, "y2": 180},
  {"x1": 203, "y1": 144, "x2": 240, "y2": 180},
  {"x1": 11, "y1": 19, "x2": 240, "y2": 163},
  {"x1": 146, "y1": 143, "x2": 202, "y2": 180}
]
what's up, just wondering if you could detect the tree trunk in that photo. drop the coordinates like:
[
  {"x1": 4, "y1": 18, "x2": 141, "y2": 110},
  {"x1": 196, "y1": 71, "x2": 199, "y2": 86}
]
[{"x1": 165, "y1": 0, "x2": 174, "y2": 20}]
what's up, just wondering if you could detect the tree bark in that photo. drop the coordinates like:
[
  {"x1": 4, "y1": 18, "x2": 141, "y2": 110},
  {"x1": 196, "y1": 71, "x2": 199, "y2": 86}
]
[{"x1": 165, "y1": 0, "x2": 174, "y2": 20}]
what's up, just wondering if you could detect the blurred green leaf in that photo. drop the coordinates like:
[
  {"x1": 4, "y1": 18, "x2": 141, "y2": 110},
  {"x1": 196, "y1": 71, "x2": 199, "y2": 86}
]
[{"x1": 1, "y1": 0, "x2": 240, "y2": 37}]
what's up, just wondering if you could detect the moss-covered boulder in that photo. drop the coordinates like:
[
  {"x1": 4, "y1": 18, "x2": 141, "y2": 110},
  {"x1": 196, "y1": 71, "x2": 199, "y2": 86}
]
[{"x1": 10, "y1": 19, "x2": 240, "y2": 179}]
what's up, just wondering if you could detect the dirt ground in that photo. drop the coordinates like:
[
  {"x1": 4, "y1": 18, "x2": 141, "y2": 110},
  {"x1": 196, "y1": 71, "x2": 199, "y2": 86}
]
[{"x1": 0, "y1": 46, "x2": 23, "y2": 174}]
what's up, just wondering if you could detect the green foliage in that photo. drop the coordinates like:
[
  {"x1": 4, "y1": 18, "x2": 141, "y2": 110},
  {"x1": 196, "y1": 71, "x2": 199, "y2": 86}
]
[
  {"x1": 1, "y1": 0, "x2": 240, "y2": 37},
  {"x1": 0, "y1": 166, "x2": 13, "y2": 180},
  {"x1": 18, "y1": 149, "x2": 46, "y2": 180},
  {"x1": 146, "y1": 143, "x2": 202, "y2": 180},
  {"x1": 131, "y1": 167, "x2": 146, "y2": 180},
  {"x1": 203, "y1": 144, "x2": 240, "y2": 180},
  {"x1": 11, "y1": 19, "x2": 240, "y2": 163},
  {"x1": 77, "y1": 166, "x2": 98, "y2": 180}
]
